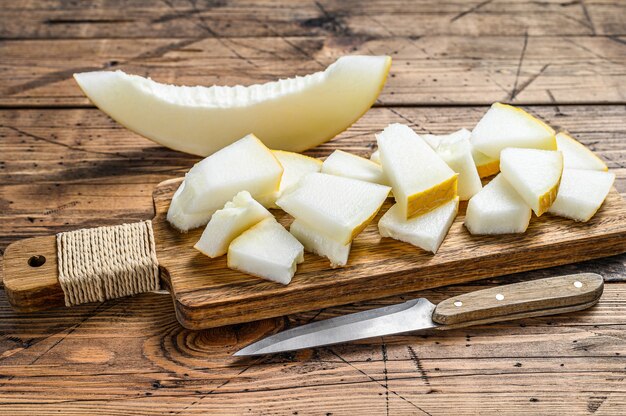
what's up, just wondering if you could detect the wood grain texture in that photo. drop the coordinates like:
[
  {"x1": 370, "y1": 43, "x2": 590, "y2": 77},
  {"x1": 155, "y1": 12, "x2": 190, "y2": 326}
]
[
  {"x1": 1, "y1": 34, "x2": 625, "y2": 106},
  {"x1": 1, "y1": 0, "x2": 624, "y2": 39}
]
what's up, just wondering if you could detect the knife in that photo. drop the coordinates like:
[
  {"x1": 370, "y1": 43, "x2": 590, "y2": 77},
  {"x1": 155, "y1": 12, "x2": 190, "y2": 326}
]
[{"x1": 234, "y1": 273, "x2": 603, "y2": 356}]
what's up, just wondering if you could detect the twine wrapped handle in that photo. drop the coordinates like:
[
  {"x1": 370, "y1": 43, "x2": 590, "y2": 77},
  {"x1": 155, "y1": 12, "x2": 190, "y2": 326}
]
[{"x1": 56, "y1": 220, "x2": 160, "y2": 307}]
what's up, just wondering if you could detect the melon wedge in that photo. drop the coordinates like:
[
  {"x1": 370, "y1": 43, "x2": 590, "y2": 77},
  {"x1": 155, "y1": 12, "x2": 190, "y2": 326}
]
[
  {"x1": 465, "y1": 174, "x2": 532, "y2": 235},
  {"x1": 471, "y1": 146, "x2": 500, "y2": 178},
  {"x1": 423, "y1": 129, "x2": 482, "y2": 200},
  {"x1": 379, "y1": 197, "x2": 459, "y2": 254},
  {"x1": 276, "y1": 173, "x2": 390, "y2": 245},
  {"x1": 74, "y1": 55, "x2": 392, "y2": 156},
  {"x1": 370, "y1": 150, "x2": 380, "y2": 164},
  {"x1": 549, "y1": 169, "x2": 615, "y2": 222},
  {"x1": 376, "y1": 123, "x2": 457, "y2": 219},
  {"x1": 471, "y1": 103, "x2": 556, "y2": 158},
  {"x1": 500, "y1": 148, "x2": 563, "y2": 216},
  {"x1": 290, "y1": 219, "x2": 351, "y2": 268},
  {"x1": 321, "y1": 150, "x2": 388, "y2": 185},
  {"x1": 194, "y1": 191, "x2": 272, "y2": 258},
  {"x1": 556, "y1": 132, "x2": 608, "y2": 171},
  {"x1": 257, "y1": 150, "x2": 322, "y2": 208},
  {"x1": 227, "y1": 218, "x2": 304, "y2": 285},
  {"x1": 167, "y1": 134, "x2": 282, "y2": 231}
]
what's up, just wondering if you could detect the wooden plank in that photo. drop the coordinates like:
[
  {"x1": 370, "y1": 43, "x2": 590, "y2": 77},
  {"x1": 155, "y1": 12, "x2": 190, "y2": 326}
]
[
  {"x1": 1, "y1": 277, "x2": 626, "y2": 414},
  {"x1": 2, "y1": 104, "x2": 625, "y2": 252},
  {"x1": 1, "y1": 35, "x2": 625, "y2": 107},
  {"x1": 1, "y1": 0, "x2": 624, "y2": 39}
]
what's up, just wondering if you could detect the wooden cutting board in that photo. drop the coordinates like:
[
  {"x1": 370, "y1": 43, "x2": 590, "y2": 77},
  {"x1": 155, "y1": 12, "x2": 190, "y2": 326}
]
[{"x1": 3, "y1": 177, "x2": 626, "y2": 329}]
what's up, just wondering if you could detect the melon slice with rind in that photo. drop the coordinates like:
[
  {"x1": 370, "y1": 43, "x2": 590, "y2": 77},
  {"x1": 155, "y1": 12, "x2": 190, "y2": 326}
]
[
  {"x1": 556, "y1": 132, "x2": 608, "y2": 171},
  {"x1": 500, "y1": 148, "x2": 563, "y2": 216},
  {"x1": 465, "y1": 174, "x2": 531, "y2": 235},
  {"x1": 227, "y1": 218, "x2": 304, "y2": 285},
  {"x1": 423, "y1": 129, "x2": 482, "y2": 200},
  {"x1": 471, "y1": 103, "x2": 556, "y2": 158},
  {"x1": 290, "y1": 219, "x2": 351, "y2": 268},
  {"x1": 379, "y1": 197, "x2": 459, "y2": 254},
  {"x1": 276, "y1": 172, "x2": 390, "y2": 245},
  {"x1": 74, "y1": 55, "x2": 392, "y2": 156},
  {"x1": 194, "y1": 191, "x2": 272, "y2": 258},
  {"x1": 549, "y1": 169, "x2": 615, "y2": 222},
  {"x1": 376, "y1": 123, "x2": 458, "y2": 219}
]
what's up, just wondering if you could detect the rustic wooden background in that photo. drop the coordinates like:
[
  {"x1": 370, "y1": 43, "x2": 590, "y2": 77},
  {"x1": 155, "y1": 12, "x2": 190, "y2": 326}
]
[{"x1": 1, "y1": 1, "x2": 625, "y2": 414}]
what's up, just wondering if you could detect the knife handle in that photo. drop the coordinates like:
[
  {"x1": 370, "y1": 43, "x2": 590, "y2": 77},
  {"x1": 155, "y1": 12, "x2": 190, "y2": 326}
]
[{"x1": 432, "y1": 273, "x2": 603, "y2": 327}]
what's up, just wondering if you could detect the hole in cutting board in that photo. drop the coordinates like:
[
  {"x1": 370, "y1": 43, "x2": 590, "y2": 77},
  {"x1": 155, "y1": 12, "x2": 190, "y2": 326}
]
[{"x1": 28, "y1": 255, "x2": 46, "y2": 268}]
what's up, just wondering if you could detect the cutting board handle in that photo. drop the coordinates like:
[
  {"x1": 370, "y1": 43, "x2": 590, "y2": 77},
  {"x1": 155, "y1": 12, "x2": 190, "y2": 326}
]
[
  {"x1": 432, "y1": 273, "x2": 604, "y2": 326},
  {"x1": 2, "y1": 221, "x2": 161, "y2": 312}
]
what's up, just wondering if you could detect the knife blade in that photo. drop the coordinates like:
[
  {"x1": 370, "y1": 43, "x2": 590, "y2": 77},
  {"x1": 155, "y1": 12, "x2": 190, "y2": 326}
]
[{"x1": 234, "y1": 273, "x2": 604, "y2": 356}]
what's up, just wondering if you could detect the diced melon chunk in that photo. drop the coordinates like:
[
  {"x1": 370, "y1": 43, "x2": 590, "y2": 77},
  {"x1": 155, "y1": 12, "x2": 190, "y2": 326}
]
[
  {"x1": 167, "y1": 134, "x2": 282, "y2": 231},
  {"x1": 257, "y1": 150, "x2": 322, "y2": 208},
  {"x1": 471, "y1": 146, "x2": 500, "y2": 178},
  {"x1": 376, "y1": 123, "x2": 458, "y2": 219},
  {"x1": 465, "y1": 174, "x2": 531, "y2": 235},
  {"x1": 194, "y1": 191, "x2": 272, "y2": 258},
  {"x1": 500, "y1": 148, "x2": 563, "y2": 216},
  {"x1": 276, "y1": 172, "x2": 390, "y2": 245},
  {"x1": 227, "y1": 218, "x2": 304, "y2": 285},
  {"x1": 167, "y1": 181, "x2": 213, "y2": 232},
  {"x1": 290, "y1": 219, "x2": 351, "y2": 268},
  {"x1": 322, "y1": 149, "x2": 388, "y2": 185},
  {"x1": 556, "y1": 132, "x2": 608, "y2": 171},
  {"x1": 423, "y1": 129, "x2": 482, "y2": 200},
  {"x1": 549, "y1": 169, "x2": 615, "y2": 222},
  {"x1": 471, "y1": 103, "x2": 556, "y2": 158},
  {"x1": 379, "y1": 197, "x2": 459, "y2": 254}
]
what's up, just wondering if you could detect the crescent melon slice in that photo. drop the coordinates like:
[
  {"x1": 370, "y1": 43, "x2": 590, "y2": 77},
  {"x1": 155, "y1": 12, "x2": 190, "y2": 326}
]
[{"x1": 74, "y1": 55, "x2": 391, "y2": 156}]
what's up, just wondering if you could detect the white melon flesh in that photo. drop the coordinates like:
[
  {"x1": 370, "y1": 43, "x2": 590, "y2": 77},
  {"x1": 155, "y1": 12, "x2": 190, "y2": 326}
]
[
  {"x1": 74, "y1": 56, "x2": 391, "y2": 156},
  {"x1": 471, "y1": 146, "x2": 500, "y2": 178},
  {"x1": 257, "y1": 150, "x2": 322, "y2": 208},
  {"x1": 500, "y1": 148, "x2": 563, "y2": 216},
  {"x1": 471, "y1": 103, "x2": 556, "y2": 158},
  {"x1": 167, "y1": 134, "x2": 282, "y2": 231},
  {"x1": 379, "y1": 197, "x2": 459, "y2": 254},
  {"x1": 227, "y1": 218, "x2": 304, "y2": 285},
  {"x1": 549, "y1": 169, "x2": 615, "y2": 222},
  {"x1": 166, "y1": 181, "x2": 211, "y2": 232},
  {"x1": 556, "y1": 132, "x2": 608, "y2": 171},
  {"x1": 423, "y1": 129, "x2": 482, "y2": 200},
  {"x1": 276, "y1": 173, "x2": 390, "y2": 245},
  {"x1": 194, "y1": 191, "x2": 272, "y2": 258},
  {"x1": 465, "y1": 174, "x2": 531, "y2": 235},
  {"x1": 321, "y1": 149, "x2": 388, "y2": 185},
  {"x1": 370, "y1": 150, "x2": 380, "y2": 164},
  {"x1": 376, "y1": 123, "x2": 457, "y2": 219},
  {"x1": 290, "y1": 219, "x2": 351, "y2": 268}
]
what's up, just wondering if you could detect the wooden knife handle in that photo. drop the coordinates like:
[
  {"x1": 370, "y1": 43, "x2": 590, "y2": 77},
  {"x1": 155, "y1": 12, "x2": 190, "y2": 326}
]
[{"x1": 432, "y1": 273, "x2": 604, "y2": 326}]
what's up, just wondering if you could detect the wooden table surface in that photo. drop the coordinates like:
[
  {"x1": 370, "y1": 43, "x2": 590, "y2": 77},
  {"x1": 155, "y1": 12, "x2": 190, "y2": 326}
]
[{"x1": 1, "y1": 1, "x2": 626, "y2": 414}]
